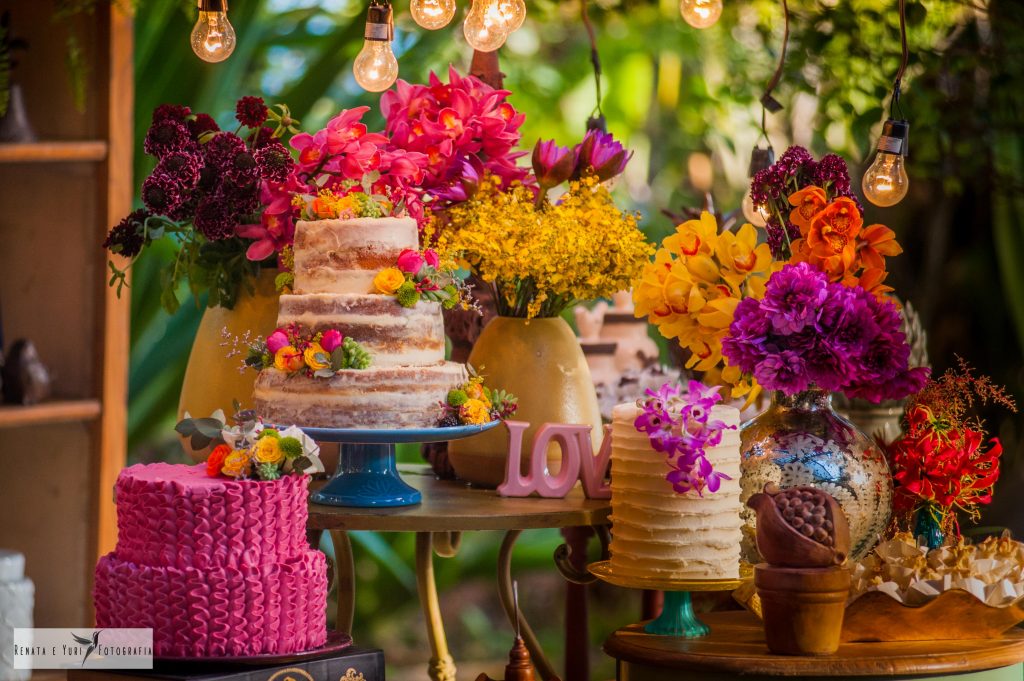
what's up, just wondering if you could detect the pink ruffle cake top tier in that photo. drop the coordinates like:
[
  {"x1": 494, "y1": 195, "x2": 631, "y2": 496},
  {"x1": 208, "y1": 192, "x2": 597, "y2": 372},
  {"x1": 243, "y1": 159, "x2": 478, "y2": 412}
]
[{"x1": 113, "y1": 463, "x2": 310, "y2": 570}]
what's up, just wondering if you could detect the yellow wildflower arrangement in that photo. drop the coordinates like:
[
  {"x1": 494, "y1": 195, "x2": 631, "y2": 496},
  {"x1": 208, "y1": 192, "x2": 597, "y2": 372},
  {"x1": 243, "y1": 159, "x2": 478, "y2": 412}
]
[
  {"x1": 435, "y1": 175, "x2": 653, "y2": 319},
  {"x1": 632, "y1": 211, "x2": 780, "y2": 401}
]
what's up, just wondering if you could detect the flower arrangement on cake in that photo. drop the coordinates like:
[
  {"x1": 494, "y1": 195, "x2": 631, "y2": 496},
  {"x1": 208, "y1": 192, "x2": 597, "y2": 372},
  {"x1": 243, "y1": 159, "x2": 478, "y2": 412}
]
[
  {"x1": 884, "y1": 358, "x2": 1016, "y2": 544},
  {"x1": 633, "y1": 381, "x2": 737, "y2": 495},
  {"x1": 373, "y1": 247, "x2": 475, "y2": 310},
  {"x1": 434, "y1": 130, "x2": 652, "y2": 319},
  {"x1": 175, "y1": 408, "x2": 325, "y2": 480},
  {"x1": 241, "y1": 324, "x2": 372, "y2": 376},
  {"x1": 439, "y1": 369, "x2": 518, "y2": 427}
]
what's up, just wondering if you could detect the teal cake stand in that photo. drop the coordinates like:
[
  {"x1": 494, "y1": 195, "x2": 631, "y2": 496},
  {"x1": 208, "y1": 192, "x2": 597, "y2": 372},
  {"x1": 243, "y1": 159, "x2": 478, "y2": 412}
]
[
  {"x1": 588, "y1": 560, "x2": 742, "y2": 637},
  {"x1": 291, "y1": 421, "x2": 501, "y2": 508}
]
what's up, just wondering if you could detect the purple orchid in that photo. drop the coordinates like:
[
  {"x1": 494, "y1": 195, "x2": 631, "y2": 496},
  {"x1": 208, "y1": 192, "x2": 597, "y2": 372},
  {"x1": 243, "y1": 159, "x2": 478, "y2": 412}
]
[
  {"x1": 531, "y1": 139, "x2": 576, "y2": 190},
  {"x1": 573, "y1": 129, "x2": 632, "y2": 182}
]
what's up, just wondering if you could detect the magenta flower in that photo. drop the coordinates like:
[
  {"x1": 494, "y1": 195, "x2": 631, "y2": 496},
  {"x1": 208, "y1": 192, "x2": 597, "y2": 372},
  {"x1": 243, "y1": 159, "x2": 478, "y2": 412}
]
[
  {"x1": 755, "y1": 351, "x2": 811, "y2": 394},
  {"x1": 396, "y1": 248, "x2": 426, "y2": 275},
  {"x1": 573, "y1": 129, "x2": 631, "y2": 182},
  {"x1": 266, "y1": 330, "x2": 289, "y2": 355},
  {"x1": 320, "y1": 329, "x2": 344, "y2": 353},
  {"x1": 531, "y1": 139, "x2": 575, "y2": 190},
  {"x1": 423, "y1": 249, "x2": 440, "y2": 268},
  {"x1": 760, "y1": 262, "x2": 829, "y2": 335},
  {"x1": 237, "y1": 180, "x2": 296, "y2": 261}
]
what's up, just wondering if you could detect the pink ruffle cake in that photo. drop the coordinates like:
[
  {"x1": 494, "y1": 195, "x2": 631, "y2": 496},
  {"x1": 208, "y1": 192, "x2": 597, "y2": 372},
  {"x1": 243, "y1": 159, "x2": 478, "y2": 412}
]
[{"x1": 94, "y1": 463, "x2": 327, "y2": 658}]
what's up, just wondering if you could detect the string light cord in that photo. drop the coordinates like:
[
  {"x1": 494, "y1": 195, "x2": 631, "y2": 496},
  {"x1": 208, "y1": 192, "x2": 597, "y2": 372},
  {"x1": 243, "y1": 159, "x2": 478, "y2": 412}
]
[
  {"x1": 760, "y1": 0, "x2": 789, "y2": 115},
  {"x1": 580, "y1": 0, "x2": 605, "y2": 129},
  {"x1": 890, "y1": 0, "x2": 909, "y2": 119}
]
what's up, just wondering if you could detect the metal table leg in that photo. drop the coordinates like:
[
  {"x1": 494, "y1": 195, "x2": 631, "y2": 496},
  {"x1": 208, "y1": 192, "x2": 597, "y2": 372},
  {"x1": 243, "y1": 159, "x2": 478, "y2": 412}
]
[
  {"x1": 416, "y1": 531, "x2": 457, "y2": 681},
  {"x1": 498, "y1": 529, "x2": 559, "y2": 681},
  {"x1": 330, "y1": 530, "x2": 355, "y2": 633}
]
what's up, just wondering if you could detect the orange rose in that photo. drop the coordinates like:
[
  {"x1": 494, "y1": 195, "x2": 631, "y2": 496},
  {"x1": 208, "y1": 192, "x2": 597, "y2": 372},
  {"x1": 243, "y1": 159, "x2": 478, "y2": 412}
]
[
  {"x1": 206, "y1": 444, "x2": 231, "y2": 477},
  {"x1": 788, "y1": 186, "x2": 828, "y2": 235},
  {"x1": 274, "y1": 345, "x2": 305, "y2": 372},
  {"x1": 806, "y1": 197, "x2": 863, "y2": 269},
  {"x1": 312, "y1": 196, "x2": 337, "y2": 219}
]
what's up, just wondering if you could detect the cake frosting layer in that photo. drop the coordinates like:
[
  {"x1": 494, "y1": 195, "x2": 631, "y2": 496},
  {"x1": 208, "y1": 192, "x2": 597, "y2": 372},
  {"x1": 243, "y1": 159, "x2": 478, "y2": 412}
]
[
  {"x1": 608, "y1": 402, "x2": 743, "y2": 580},
  {"x1": 111, "y1": 464, "x2": 310, "y2": 570},
  {"x1": 293, "y1": 217, "x2": 418, "y2": 295},
  {"x1": 254, "y1": 361, "x2": 468, "y2": 429},
  {"x1": 277, "y1": 293, "x2": 445, "y2": 367},
  {"x1": 94, "y1": 550, "x2": 327, "y2": 657}
]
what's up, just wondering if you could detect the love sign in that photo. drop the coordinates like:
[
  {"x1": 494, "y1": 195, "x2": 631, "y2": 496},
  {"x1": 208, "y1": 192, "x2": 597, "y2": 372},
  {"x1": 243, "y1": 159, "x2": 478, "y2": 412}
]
[{"x1": 497, "y1": 421, "x2": 612, "y2": 499}]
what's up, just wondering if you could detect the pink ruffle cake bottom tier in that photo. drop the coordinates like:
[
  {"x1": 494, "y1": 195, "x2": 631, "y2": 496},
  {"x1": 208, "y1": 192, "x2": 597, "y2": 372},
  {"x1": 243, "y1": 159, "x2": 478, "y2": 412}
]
[{"x1": 94, "y1": 549, "x2": 328, "y2": 657}]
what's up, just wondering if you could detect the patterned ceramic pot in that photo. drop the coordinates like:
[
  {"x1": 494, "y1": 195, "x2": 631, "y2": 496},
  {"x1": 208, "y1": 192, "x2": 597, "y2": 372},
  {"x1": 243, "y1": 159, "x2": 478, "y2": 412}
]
[{"x1": 739, "y1": 389, "x2": 892, "y2": 564}]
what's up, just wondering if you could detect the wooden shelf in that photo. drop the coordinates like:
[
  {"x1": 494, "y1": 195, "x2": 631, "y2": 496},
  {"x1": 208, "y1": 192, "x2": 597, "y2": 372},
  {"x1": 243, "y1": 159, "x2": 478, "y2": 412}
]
[
  {"x1": 0, "y1": 399, "x2": 102, "y2": 428},
  {"x1": 0, "y1": 141, "x2": 108, "y2": 163}
]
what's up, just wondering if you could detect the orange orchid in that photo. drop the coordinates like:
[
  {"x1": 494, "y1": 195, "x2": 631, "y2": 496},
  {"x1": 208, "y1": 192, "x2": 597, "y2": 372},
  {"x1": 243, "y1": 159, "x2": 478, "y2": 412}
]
[
  {"x1": 806, "y1": 197, "x2": 863, "y2": 269},
  {"x1": 858, "y1": 223, "x2": 904, "y2": 270},
  {"x1": 788, "y1": 186, "x2": 828, "y2": 234}
]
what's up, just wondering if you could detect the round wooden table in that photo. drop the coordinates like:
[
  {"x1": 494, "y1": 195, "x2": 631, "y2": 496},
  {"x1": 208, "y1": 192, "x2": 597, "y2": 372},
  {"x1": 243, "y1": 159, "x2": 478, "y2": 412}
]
[
  {"x1": 604, "y1": 611, "x2": 1024, "y2": 681},
  {"x1": 308, "y1": 464, "x2": 611, "y2": 681}
]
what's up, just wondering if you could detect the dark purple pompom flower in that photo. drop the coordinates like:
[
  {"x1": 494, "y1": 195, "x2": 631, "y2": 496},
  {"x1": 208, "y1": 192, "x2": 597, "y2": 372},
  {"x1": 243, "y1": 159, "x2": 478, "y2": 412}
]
[
  {"x1": 154, "y1": 151, "x2": 202, "y2": 189},
  {"x1": 152, "y1": 104, "x2": 191, "y2": 124},
  {"x1": 103, "y1": 209, "x2": 150, "y2": 258},
  {"x1": 144, "y1": 119, "x2": 193, "y2": 158},
  {"x1": 141, "y1": 172, "x2": 183, "y2": 215},
  {"x1": 202, "y1": 132, "x2": 248, "y2": 172},
  {"x1": 187, "y1": 113, "x2": 220, "y2": 139},
  {"x1": 754, "y1": 351, "x2": 811, "y2": 394},
  {"x1": 254, "y1": 140, "x2": 294, "y2": 183},
  {"x1": 235, "y1": 96, "x2": 268, "y2": 128},
  {"x1": 193, "y1": 197, "x2": 235, "y2": 240}
]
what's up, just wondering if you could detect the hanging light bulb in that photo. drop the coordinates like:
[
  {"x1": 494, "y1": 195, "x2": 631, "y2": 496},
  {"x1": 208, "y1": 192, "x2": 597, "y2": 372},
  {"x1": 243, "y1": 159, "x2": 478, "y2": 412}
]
[
  {"x1": 463, "y1": 0, "x2": 510, "y2": 52},
  {"x1": 353, "y1": 1, "x2": 399, "y2": 92},
  {"x1": 495, "y1": 0, "x2": 527, "y2": 32},
  {"x1": 862, "y1": 119, "x2": 910, "y2": 207},
  {"x1": 410, "y1": 0, "x2": 457, "y2": 30},
  {"x1": 742, "y1": 145, "x2": 774, "y2": 227},
  {"x1": 679, "y1": 0, "x2": 722, "y2": 29},
  {"x1": 191, "y1": 0, "x2": 236, "y2": 63}
]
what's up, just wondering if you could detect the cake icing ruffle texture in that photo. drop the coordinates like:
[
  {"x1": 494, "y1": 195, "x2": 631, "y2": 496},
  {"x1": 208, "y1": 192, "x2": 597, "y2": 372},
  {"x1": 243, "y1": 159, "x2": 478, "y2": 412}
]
[
  {"x1": 608, "y1": 402, "x2": 743, "y2": 581},
  {"x1": 93, "y1": 464, "x2": 327, "y2": 658}
]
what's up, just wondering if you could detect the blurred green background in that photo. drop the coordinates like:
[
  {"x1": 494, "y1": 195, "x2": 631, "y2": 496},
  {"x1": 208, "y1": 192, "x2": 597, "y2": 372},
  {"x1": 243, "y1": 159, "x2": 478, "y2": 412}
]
[{"x1": 127, "y1": 0, "x2": 1024, "y2": 677}]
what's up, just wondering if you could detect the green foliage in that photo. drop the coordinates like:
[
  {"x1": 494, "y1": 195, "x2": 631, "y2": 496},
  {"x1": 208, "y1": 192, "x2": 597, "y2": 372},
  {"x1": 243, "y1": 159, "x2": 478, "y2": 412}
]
[
  {"x1": 278, "y1": 436, "x2": 303, "y2": 459},
  {"x1": 256, "y1": 461, "x2": 281, "y2": 480},
  {"x1": 340, "y1": 336, "x2": 372, "y2": 370},
  {"x1": 395, "y1": 280, "x2": 421, "y2": 307}
]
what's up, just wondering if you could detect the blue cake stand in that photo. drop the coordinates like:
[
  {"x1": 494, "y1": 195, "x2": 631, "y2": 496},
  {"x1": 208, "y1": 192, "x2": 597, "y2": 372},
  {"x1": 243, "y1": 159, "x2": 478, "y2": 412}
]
[{"x1": 291, "y1": 421, "x2": 501, "y2": 508}]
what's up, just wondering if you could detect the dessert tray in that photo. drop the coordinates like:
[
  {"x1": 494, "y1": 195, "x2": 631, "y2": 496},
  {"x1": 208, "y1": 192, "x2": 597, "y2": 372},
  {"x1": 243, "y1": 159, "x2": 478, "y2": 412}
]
[
  {"x1": 291, "y1": 421, "x2": 502, "y2": 508},
  {"x1": 156, "y1": 631, "x2": 352, "y2": 665},
  {"x1": 588, "y1": 560, "x2": 742, "y2": 638}
]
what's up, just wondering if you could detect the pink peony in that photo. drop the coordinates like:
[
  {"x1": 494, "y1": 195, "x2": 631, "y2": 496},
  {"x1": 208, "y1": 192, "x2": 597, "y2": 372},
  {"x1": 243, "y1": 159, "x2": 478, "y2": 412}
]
[
  {"x1": 396, "y1": 248, "x2": 425, "y2": 274},
  {"x1": 266, "y1": 330, "x2": 289, "y2": 355},
  {"x1": 423, "y1": 249, "x2": 440, "y2": 268},
  {"x1": 320, "y1": 329, "x2": 344, "y2": 353}
]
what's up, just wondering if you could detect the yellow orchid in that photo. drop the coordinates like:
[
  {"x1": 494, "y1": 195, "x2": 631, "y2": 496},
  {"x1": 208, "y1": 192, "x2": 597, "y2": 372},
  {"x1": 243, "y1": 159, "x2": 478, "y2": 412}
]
[{"x1": 632, "y1": 211, "x2": 776, "y2": 398}]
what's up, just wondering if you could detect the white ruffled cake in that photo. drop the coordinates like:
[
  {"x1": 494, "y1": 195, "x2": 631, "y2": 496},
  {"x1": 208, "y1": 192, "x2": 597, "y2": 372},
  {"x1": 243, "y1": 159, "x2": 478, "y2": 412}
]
[
  {"x1": 253, "y1": 217, "x2": 467, "y2": 429},
  {"x1": 608, "y1": 402, "x2": 743, "y2": 580}
]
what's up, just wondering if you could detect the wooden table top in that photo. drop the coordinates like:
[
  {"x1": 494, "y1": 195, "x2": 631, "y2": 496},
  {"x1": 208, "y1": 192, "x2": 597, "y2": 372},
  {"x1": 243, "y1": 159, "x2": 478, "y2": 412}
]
[
  {"x1": 604, "y1": 611, "x2": 1024, "y2": 677},
  {"x1": 308, "y1": 464, "x2": 611, "y2": 532}
]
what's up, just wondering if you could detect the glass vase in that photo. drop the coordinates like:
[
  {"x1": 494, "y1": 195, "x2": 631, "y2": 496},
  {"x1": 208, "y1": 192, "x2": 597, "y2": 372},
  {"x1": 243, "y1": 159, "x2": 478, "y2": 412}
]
[
  {"x1": 739, "y1": 389, "x2": 893, "y2": 563},
  {"x1": 913, "y1": 504, "x2": 946, "y2": 550}
]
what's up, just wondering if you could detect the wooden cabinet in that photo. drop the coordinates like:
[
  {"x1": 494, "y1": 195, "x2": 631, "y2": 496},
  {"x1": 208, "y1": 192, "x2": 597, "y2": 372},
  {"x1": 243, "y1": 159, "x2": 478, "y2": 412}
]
[{"x1": 0, "y1": 1, "x2": 131, "y2": 626}]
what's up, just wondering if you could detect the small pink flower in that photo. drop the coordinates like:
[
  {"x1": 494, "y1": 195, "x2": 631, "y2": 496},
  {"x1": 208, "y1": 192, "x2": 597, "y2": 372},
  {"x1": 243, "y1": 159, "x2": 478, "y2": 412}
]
[
  {"x1": 423, "y1": 249, "x2": 440, "y2": 268},
  {"x1": 266, "y1": 330, "x2": 289, "y2": 355},
  {"x1": 396, "y1": 248, "x2": 426, "y2": 275},
  {"x1": 320, "y1": 329, "x2": 344, "y2": 353}
]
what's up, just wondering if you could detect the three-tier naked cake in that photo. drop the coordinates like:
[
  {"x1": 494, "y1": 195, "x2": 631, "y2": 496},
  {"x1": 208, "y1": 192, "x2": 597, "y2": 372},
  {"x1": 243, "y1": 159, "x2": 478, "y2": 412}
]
[
  {"x1": 608, "y1": 402, "x2": 743, "y2": 580},
  {"x1": 94, "y1": 463, "x2": 327, "y2": 657},
  {"x1": 253, "y1": 217, "x2": 467, "y2": 428}
]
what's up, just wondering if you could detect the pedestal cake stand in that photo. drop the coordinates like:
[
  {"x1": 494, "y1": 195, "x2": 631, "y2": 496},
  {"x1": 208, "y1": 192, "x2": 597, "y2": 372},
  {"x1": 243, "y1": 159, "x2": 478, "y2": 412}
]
[
  {"x1": 588, "y1": 559, "x2": 742, "y2": 637},
  {"x1": 296, "y1": 421, "x2": 501, "y2": 508}
]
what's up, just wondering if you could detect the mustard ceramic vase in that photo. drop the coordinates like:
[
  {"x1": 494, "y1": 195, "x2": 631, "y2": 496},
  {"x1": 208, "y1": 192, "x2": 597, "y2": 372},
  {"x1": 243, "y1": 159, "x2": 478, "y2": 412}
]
[
  {"x1": 447, "y1": 316, "x2": 603, "y2": 487},
  {"x1": 178, "y1": 270, "x2": 280, "y2": 461}
]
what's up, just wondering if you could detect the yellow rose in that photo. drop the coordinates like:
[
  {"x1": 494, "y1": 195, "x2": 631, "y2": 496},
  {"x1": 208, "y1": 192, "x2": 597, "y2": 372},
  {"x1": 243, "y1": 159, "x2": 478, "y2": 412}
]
[
  {"x1": 465, "y1": 382, "x2": 492, "y2": 408},
  {"x1": 274, "y1": 345, "x2": 304, "y2": 372},
  {"x1": 303, "y1": 342, "x2": 330, "y2": 371},
  {"x1": 373, "y1": 267, "x2": 406, "y2": 295},
  {"x1": 254, "y1": 437, "x2": 284, "y2": 465},
  {"x1": 221, "y1": 449, "x2": 252, "y2": 478},
  {"x1": 459, "y1": 398, "x2": 491, "y2": 425}
]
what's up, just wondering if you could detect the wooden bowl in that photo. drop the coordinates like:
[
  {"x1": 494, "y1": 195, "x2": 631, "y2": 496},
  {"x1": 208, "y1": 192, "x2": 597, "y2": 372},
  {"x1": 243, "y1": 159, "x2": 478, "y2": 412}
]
[{"x1": 843, "y1": 589, "x2": 1024, "y2": 642}]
